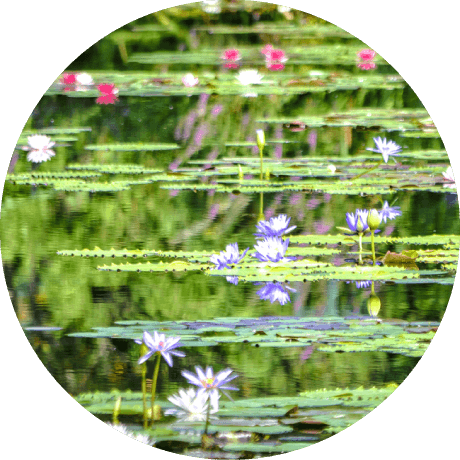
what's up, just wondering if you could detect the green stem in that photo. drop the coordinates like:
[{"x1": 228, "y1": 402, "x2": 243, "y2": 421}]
[
  {"x1": 141, "y1": 363, "x2": 147, "y2": 429},
  {"x1": 203, "y1": 398, "x2": 212, "y2": 435},
  {"x1": 258, "y1": 192, "x2": 264, "y2": 222},
  {"x1": 150, "y1": 352, "x2": 161, "y2": 425},
  {"x1": 259, "y1": 147, "x2": 264, "y2": 181},
  {"x1": 371, "y1": 230, "x2": 376, "y2": 265},
  {"x1": 358, "y1": 233, "x2": 363, "y2": 265},
  {"x1": 349, "y1": 160, "x2": 384, "y2": 181}
]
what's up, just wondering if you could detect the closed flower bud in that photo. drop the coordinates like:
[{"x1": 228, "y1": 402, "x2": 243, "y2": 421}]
[
  {"x1": 256, "y1": 129, "x2": 265, "y2": 152},
  {"x1": 367, "y1": 294, "x2": 381, "y2": 317},
  {"x1": 367, "y1": 208, "x2": 381, "y2": 231},
  {"x1": 356, "y1": 216, "x2": 366, "y2": 233}
]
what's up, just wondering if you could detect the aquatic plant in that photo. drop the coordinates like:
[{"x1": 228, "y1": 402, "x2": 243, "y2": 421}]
[
  {"x1": 344, "y1": 209, "x2": 370, "y2": 235},
  {"x1": 252, "y1": 236, "x2": 295, "y2": 263},
  {"x1": 355, "y1": 281, "x2": 372, "y2": 289},
  {"x1": 379, "y1": 201, "x2": 402, "y2": 223},
  {"x1": 135, "y1": 330, "x2": 185, "y2": 366},
  {"x1": 357, "y1": 61, "x2": 376, "y2": 70},
  {"x1": 366, "y1": 137, "x2": 402, "y2": 163},
  {"x1": 210, "y1": 243, "x2": 249, "y2": 269},
  {"x1": 167, "y1": 387, "x2": 219, "y2": 422},
  {"x1": 221, "y1": 48, "x2": 241, "y2": 68},
  {"x1": 75, "y1": 72, "x2": 93, "y2": 90},
  {"x1": 254, "y1": 214, "x2": 297, "y2": 238},
  {"x1": 442, "y1": 166, "x2": 456, "y2": 189},
  {"x1": 135, "y1": 331, "x2": 185, "y2": 426},
  {"x1": 235, "y1": 69, "x2": 263, "y2": 86},
  {"x1": 182, "y1": 73, "x2": 199, "y2": 87},
  {"x1": 26, "y1": 135, "x2": 56, "y2": 163},
  {"x1": 261, "y1": 44, "x2": 288, "y2": 70},
  {"x1": 105, "y1": 423, "x2": 153, "y2": 446},
  {"x1": 181, "y1": 366, "x2": 238, "y2": 409},
  {"x1": 255, "y1": 282, "x2": 296, "y2": 305},
  {"x1": 358, "y1": 49, "x2": 376, "y2": 61},
  {"x1": 367, "y1": 209, "x2": 382, "y2": 265},
  {"x1": 96, "y1": 83, "x2": 118, "y2": 104}
]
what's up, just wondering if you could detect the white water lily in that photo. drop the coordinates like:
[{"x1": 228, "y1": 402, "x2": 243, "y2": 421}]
[
  {"x1": 235, "y1": 69, "x2": 263, "y2": 86},
  {"x1": 166, "y1": 387, "x2": 219, "y2": 421},
  {"x1": 182, "y1": 73, "x2": 199, "y2": 87},
  {"x1": 26, "y1": 135, "x2": 56, "y2": 163},
  {"x1": 105, "y1": 423, "x2": 153, "y2": 446},
  {"x1": 442, "y1": 166, "x2": 456, "y2": 189},
  {"x1": 75, "y1": 72, "x2": 94, "y2": 90}
]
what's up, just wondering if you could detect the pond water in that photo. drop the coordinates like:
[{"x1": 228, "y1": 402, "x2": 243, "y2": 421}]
[{"x1": 1, "y1": 3, "x2": 459, "y2": 458}]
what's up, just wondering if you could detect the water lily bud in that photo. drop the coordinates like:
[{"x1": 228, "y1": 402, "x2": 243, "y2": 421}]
[
  {"x1": 256, "y1": 129, "x2": 265, "y2": 152},
  {"x1": 356, "y1": 216, "x2": 366, "y2": 233},
  {"x1": 327, "y1": 164, "x2": 336, "y2": 174},
  {"x1": 238, "y1": 164, "x2": 244, "y2": 181},
  {"x1": 367, "y1": 294, "x2": 381, "y2": 318},
  {"x1": 367, "y1": 209, "x2": 381, "y2": 231}
]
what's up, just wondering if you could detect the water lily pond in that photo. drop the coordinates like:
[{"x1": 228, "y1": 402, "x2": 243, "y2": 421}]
[{"x1": 1, "y1": 2, "x2": 459, "y2": 458}]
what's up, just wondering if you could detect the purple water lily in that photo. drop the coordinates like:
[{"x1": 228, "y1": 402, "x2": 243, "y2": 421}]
[
  {"x1": 345, "y1": 209, "x2": 370, "y2": 235},
  {"x1": 135, "y1": 331, "x2": 185, "y2": 367},
  {"x1": 256, "y1": 282, "x2": 296, "y2": 305},
  {"x1": 226, "y1": 276, "x2": 239, "y2": 285},
  {"x1": 253, "y1": 236, "x2": 295, "y2": 262},
  {"x1": 181, "y1": 366, "x2": 239, "y2": 409},
  {"x1": 356, "y1": 281, "x2": 372, "y2": 289},
  {"x1": 379, "y1": 201, "x2": 402, "y2": 223},
  {"x1": 366, "y1": 137, "x2": 402, "y2": 163},
  {"x1": 210, "y1": 243, "x2": 249, "y2": 270},
  {"x1": 254, "y1": 214, "x2": 296, "y2": 238}
]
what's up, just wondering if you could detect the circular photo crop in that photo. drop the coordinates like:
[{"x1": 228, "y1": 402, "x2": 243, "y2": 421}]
[{"x1": 2, "y1": 2, "x2": 458, "y2": 458}]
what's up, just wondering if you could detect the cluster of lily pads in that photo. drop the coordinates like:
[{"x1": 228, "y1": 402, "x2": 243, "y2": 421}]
[{"x1": 134, "y1": 330, "x2": 238, "y2": 434}]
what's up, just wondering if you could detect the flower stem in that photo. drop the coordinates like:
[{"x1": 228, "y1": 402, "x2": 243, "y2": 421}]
[
  {"x1": 358, "y1": 233, "x2": 363, "y2": 265},
  {"x1": 259, "y1": 146, "x2": 264, "y2": 181},
  {"x1": 150, "y1": 352, "x2": 161, "y2": 425},
  {"x1": 371, "y1": 230, "x2": 376, "y2": 265},
  {"x1": 141, "y1": 363, "x2": 148, "y2": 429},
  {"x1": 258, "y1": 192, "x2": 264, "y2": 222},
  {"x1": 349, "y1": 160, "x2": 384, "y2": 181},
  {"x1": 203, "y1": 399, "x2": 212, "y2": 435}
]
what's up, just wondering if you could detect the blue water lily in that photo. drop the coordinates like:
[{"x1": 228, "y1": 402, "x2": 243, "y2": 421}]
[
  {"x1": 181, "y1": 366, "x2": 238, "y2": 409},
  {"x1": 210, "y1": 243, "x2": 249, "y2": 270},
  {"x1": 254, "y1": 214, "x2": 296, "y2": 238},
  {"x1": 345, "y1": 209, "x2": 370, "y2": 235},
  {"x1": 135, "y1": 331, "x2": 185, "y2": 367},
  {"x1": 253, "y1": 236, "x2": 295, "y2": 262},
  {"x1": 366, "y1": 137, "x2": 402, "y2": 163},
  {"x1": 379, "y1": 201, "x2": 402, "y2": 223}
]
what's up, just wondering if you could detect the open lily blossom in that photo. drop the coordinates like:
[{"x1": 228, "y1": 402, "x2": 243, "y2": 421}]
[
  {"x1": 358, "y1": 49, "x2": 376, "y2": 61},
  {"x1": 181, "y1": 366, "x2": 238, "y2": 409},
  {"x1": 261, "y1": 44, "x2": 288, "y2": 70},
  {"x1": 210, "y1": 243, "x2": 249, "y2": 269},
  {"x1": 166, "y1": 387, "x2": 219, "y2": 421},
  {"x1": 379, "y1": 201, "x2": 402, "y2": 223},
  {"x1": 105, "y1": 423, "x2": 153, "y2": 445},
  {"x1": 222, "y1": 48, "x2": 241, "y2": 68},
  {"x1": 356, "y1": 281, "x2": 372, "y2": 289},
  {"x1": 26, "y1": 135, "x2": 56, "y2": 163},
  {"x1": 226, "y1": 276, "x2": 239, "y2": 285},
  {"x1": 96, "y1": 83, "x2": 119, "y2": 105},
  {"x1": 253, "y1": 236, "x2": 295, "y2": 263},
  {"x1": 182, "y1": 73, "x2": 199, "y2": 87},
  {"x1": 135, "y1": 331, "x2": 185, "y2": 367},
  {"x1": 75, "y1": 72, "x2": 94, "y2": 90},
  {"x1": 254, "y1": 214, "x2": 296, "y2": 238},
  {"x1": 345, "y1": 209, "x2": 370, "y2": 235},
  {"x1": 442, "y1": 166, "x2": 455, "y2": 182},
  {"x1": 366, "y1": 137, "x2": 402, "y2": 163},
  {"x1": 235, "y1": 69, "x2": 263, "y2": 86}
]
